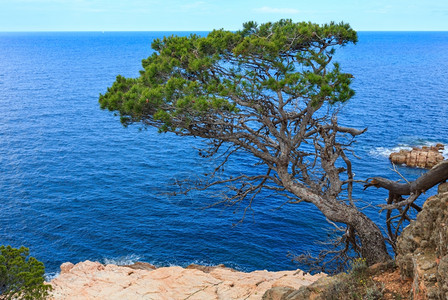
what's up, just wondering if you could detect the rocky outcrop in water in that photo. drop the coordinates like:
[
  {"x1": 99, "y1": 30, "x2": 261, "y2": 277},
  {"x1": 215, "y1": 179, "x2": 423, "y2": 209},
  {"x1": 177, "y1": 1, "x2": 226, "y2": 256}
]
[
  {"x1": 396, "y1": 182, "x2": 448, "y2": 299},
  {"x1": 389, "y1": 144, "x2": 444, "y2": 169},
  {"x1": 49, "y1": 261, "x2": 325, "y2": 300}
]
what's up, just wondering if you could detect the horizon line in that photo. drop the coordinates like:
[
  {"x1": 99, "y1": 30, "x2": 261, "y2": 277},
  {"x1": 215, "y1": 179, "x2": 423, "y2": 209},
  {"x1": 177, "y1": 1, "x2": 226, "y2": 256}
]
[{"x1": 1, "y1": 30, "x2": 448, "y2": 33}]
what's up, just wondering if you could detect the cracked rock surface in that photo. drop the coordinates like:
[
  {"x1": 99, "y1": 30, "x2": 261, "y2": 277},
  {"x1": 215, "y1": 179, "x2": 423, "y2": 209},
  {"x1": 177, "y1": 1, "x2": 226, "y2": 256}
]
[
  {"x1": 49, "y1": 261, "x2": 325, "y2": 300},
  {"x1": 396, "y1": 182, "x2": 448, "y2": 299}
]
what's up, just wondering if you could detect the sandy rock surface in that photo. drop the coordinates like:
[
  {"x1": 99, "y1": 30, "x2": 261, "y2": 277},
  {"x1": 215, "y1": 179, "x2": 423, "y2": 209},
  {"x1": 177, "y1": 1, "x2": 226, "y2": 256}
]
[{"x1": 49, "y1": 261, "x2": 325, "y2": 300}]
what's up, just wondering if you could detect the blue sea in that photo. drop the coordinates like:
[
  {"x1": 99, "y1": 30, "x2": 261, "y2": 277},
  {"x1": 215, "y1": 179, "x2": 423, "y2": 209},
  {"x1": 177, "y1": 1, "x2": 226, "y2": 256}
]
[{"x1": 0, "y1": 31, "x2": 447, "y2": 276}]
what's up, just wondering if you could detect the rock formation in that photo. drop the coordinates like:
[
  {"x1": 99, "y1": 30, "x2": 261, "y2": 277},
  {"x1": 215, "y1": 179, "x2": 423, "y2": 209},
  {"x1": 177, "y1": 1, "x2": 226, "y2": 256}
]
[
  {"x1": 49, "y1": 261, "x2": 325, "y2": 300},
  {"x1": 262, "y1": 183, "x2": 448, "y2": 300},
  {"x1": 389, "y1": 144, "x2": 445, "y2": 169},
  {"x1": 395, "y1": 182, "x2": 448, "y2": 299}
]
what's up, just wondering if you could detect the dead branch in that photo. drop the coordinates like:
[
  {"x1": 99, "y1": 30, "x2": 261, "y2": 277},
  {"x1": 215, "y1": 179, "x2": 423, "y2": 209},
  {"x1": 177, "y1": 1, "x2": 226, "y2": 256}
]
[{"x1": 365, "y1": 160, "x2": 448, "y2": 195}]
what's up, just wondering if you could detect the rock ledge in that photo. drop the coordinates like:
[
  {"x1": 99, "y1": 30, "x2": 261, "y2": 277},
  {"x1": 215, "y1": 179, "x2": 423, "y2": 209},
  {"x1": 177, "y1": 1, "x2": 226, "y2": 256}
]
[{"x1": 49, "y1": 261, "x2": 325, "y2": 300}]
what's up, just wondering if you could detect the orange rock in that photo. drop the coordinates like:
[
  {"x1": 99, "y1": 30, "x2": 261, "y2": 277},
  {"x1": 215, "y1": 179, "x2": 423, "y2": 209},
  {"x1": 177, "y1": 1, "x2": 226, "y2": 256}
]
[
  {"x1": 60, "y1": 262, "x2": 74, "y2": 274},
  {"x1": 390, "y1": 145, "x2": 445, "y2": 168},
  {"x1": 49, "y1": 261, "x2": 325, "y2": 300},
  {"x1": 123, "y1": 261, "x2": 156, "y2": 271}
]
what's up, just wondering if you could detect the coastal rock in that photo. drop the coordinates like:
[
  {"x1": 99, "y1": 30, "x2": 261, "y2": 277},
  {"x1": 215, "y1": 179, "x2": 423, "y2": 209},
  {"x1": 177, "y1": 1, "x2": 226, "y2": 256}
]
[
  {"x1": 389, "y1": 144, "x2": 444, "y2": 168},
  {"x1": 395, "y1": 183, "x2": 448, "y2": 299},
  {"x1": 60, "y1": 262, "x2": 74, "y2": 274},
  {"x1": 123, "y1": 261, "x2": 157, "y2": 271},
  {"x1": 49, "y1": 261, "x2": 325, "y2": 300}
]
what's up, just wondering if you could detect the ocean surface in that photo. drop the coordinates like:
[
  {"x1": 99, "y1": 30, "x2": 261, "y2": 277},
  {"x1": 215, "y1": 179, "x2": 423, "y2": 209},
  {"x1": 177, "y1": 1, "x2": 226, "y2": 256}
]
[{"x1": 0, "y1": 31, "x2": 447, "y2": 276}]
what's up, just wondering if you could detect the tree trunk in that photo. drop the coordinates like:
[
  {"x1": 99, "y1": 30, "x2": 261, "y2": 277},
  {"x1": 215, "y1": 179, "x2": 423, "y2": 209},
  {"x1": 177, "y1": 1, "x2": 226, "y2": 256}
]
[
  {"x1": 280, "y1": 171, "x2": 391, "y2": 266},
  {"x1": 311, "y1": 198, "x2": 391, "y2": 266},
  {"x1": 345, "y1": 206, "x2": 391, "y2": 265}
]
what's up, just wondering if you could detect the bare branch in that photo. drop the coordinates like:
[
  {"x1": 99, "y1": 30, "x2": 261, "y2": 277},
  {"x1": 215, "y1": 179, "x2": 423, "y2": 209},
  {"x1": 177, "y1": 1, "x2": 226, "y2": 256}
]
[
  {"x1": 391, "y1": 163, "x2": 410, "y2": 184},
  {"x1": 378, "y1": 192, "x2": 421, "y2": 212},
  {"x1": 366, "y1": 160, "x2": 448, "y2": 195}
]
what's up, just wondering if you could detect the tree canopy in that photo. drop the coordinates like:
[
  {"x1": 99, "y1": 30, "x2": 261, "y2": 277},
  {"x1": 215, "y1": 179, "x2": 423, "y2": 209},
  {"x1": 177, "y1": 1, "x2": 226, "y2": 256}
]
[
  {"x1": 100, "y1": 20, "x2": 357, "y2": 129},
  {"x1": 0, "y1": 245, "x2": 51, "y2": 299},
  {"x1": 99, "y1": 20, "x2": 392, "y2": 270}
]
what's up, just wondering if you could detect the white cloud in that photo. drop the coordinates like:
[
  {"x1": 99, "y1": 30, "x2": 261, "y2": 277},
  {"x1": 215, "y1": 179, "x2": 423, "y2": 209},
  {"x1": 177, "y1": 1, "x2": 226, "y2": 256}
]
[{"x1": 254, "y1": 6, "x2": 299, "y2": 14}]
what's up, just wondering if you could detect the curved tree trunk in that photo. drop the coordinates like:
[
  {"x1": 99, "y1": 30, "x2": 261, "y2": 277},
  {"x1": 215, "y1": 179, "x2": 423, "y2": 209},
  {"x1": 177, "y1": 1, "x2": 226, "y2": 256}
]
[
  {"x1": 282, "y1": 175, "x2": 391, "y2": 266},
  {"x1": 345, "y1": 206, "x2": 391, "y2": 265},
  {"x1": 314, "y1": 201, "x2": 391, "y2": 266}
]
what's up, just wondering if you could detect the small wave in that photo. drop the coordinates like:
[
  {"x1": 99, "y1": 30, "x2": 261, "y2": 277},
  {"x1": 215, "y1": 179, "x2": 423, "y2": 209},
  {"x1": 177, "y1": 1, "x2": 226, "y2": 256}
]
[
  {"x1": 369, "y1": 145, "x2": 412, "y2": 158},
  {"x1": 103, "y1": 254, "x2": 142, "y2": 266},
  {"x1": 180, "y1": 259, "x2": 245, "y2": 272},
  {"x1": 443, "y1": 147, "x2": 448, "y2": 159},
  {"x1": 45, "y1": 271, "x2": 60, "y2": 282}
]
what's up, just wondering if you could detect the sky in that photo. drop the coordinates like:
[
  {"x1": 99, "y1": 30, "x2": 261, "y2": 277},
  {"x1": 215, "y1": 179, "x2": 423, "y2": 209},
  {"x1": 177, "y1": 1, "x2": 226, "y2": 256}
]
[{"x1": 0, "y1": 0, "x2": 447, "y2": 31}]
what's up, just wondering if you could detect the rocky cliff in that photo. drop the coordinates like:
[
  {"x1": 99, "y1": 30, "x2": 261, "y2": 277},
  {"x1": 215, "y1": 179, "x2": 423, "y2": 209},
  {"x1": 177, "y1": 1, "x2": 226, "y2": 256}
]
[
  {"x1": 48, "y1": 184, "x2": 448, "y2": 299},
  {"x1": 396, "y1": 182, "x2": 448, "y2": 299},
  {"x1": 49, "y1": 261, "x2": 325, "y2": 300},
  {"x1": 261, "y1": 183, "x2": 448, "y2": 300}
]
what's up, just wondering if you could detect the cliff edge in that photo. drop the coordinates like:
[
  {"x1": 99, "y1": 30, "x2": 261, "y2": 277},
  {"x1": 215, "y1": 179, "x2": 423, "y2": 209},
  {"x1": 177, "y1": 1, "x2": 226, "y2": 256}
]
[
  {"x1": 49, "y1": 261, "x2": 325, "y2": 300},
  {"x1": 396, "y1": 182, "x2": 448, "y2": 299}
]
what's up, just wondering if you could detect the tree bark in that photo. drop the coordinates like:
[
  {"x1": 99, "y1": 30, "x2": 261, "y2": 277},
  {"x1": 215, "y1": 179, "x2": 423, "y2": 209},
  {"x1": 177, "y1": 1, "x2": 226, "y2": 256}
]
[
  {"x1": 366, "y1": 160, "x2": 448, "y2": 195},
  {"x1": 316, "y1": 201, "x2": 391, "y2": 265},
  {"x1": 365, "y1": 160, "x2": 448, "y2": 252},
  {"x1": 345, "y1": 206, "x2": 391, "y2": 265},
  {"x1": 282, "y1": 174, "x2": 391, "y2": 265}
]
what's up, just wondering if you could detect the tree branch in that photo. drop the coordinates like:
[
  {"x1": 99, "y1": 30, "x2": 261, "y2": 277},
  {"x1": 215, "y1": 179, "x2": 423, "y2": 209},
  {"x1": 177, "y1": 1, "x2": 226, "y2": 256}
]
[{"x1": 365, "y1": 160, "x2": 448, "y2": 195}]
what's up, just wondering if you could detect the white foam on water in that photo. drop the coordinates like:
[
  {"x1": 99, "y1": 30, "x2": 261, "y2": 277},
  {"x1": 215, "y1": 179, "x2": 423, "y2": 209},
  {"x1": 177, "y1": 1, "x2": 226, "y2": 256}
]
[
  {"x1": 45, "y1": 271, "x2": 60, "y2": 282},
  {"x1": 442, "y1": 147, "x2": 448, "y2": 159},
  {"x1": 369, "y1": 145, "x2": 412, "y2": 158},
  {"x1": 103, "y1": 254, "x2": 142, "y2": 266}
]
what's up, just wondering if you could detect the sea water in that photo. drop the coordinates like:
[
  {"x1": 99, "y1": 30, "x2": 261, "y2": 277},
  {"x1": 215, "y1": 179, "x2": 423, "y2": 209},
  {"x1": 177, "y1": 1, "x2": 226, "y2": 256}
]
[{"x1": 0, "y1": 31, "x2": 447, "y2": 275}]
